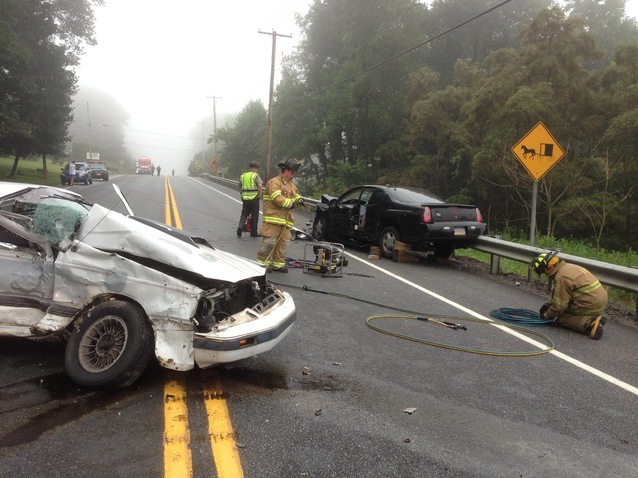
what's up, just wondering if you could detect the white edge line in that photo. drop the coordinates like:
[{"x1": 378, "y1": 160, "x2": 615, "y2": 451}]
[{"x1": 347, "y1": 252, "x2": 638, "y2": 396}]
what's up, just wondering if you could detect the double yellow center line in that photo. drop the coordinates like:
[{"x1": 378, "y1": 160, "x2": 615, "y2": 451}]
[
  {"x1": 162, "y1": 177, "x2": 244, "y2": 478},
  {"x1": 164, "y1": 176, "x2": 183, "y2": 229}
]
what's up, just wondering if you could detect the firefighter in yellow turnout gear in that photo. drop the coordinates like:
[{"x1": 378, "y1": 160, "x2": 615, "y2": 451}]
[
  {"x1": 531, "y1": 252, "x2": 608, "y2": 339},
  {"x1": 256, "y1": 159, "x2": 303, "y2": 273}
]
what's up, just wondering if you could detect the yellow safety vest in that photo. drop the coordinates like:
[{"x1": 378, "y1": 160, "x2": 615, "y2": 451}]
[{"x1": 240, "y1": 171, "x2": 260, "y2": 200}]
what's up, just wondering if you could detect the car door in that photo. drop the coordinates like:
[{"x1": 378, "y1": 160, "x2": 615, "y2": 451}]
[
  {"x1": 0, "y1": 219, "x2": 54, "y2": 337},
  {"x1": 356, "y1": 187, "x2": 386, "y2": 242},
  {"x1": 330, "y1": 187, "x2": 363, "y2": 240}
]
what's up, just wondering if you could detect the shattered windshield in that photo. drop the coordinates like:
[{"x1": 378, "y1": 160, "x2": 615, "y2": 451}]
[{"x1": 0, "y1": 187, "x2": 91, "y2": 248}]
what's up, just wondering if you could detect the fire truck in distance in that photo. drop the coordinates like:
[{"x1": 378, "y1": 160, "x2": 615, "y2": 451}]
[{"x1": 136, "y1": 156, "x2": 153, "y2": 174}]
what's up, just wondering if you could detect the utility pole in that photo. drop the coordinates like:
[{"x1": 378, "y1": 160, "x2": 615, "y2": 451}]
[
  {"x1": 258, "y1": 30, "x2": 291, "y2": 181},
  {"x1": 198, "y1": 121, "x2": 205, "y2": 167},
  {"x1": 87, "y1": 102, "x2": 93, "y2": 161},
  {"x1": 206, "y1": 95, "x2": 221, "y2": 176}
]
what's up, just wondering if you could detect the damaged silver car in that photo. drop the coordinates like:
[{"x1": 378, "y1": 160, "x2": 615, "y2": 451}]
[{"x1": 0, "y1": 183, "x2": 296, "y2": 388}]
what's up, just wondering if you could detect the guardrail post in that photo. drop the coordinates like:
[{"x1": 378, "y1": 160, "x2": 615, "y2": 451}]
[{"x1": 489, "y1": 235, "x2": 501, "y2": 274}]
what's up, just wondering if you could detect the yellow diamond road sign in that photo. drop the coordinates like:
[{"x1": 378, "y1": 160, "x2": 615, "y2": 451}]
[{"x1": 512, "y1": 122, "x2": 565, "y2": 181}]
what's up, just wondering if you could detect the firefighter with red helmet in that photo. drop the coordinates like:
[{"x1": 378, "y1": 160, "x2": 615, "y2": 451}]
[
  {"x1": 256, "y1": 159, "x2": 303, "y2": 273},
  {"x1": 531, "y1": 251, "x2": 608, "y2": 339}
]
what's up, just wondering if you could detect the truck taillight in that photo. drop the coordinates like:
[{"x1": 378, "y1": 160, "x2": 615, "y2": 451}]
[
  {"x1": 476, "y1": 208, "x2": 483, "y2": 223},
  {"x1": 422, "y1": 207, "x2": 432, "y2": 223}
]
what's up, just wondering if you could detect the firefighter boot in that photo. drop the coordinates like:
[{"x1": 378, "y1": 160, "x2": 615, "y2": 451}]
[{"x1": 589, "y1": 316, "x2": 606, "y2": 340}]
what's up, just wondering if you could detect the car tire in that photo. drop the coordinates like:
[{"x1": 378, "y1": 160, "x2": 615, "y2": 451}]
[
  {"x1": 434, "y1": 244, "x2": 454, "y2": 259},
  {"x1": 312, "y1": 216, "x2": 328, "y2": 241},
  {"x1": 84, "y1": 175, "x2": 88, "y2": 185},
  {"x1": 61, "y1": 178, "x2": 66, "y2": 185},
  {"x1": 89, "y1": 176, "x2": 93, "y2": 184},
  {"x1": 65, "y1": 301, "x2": 155, "y2": 388},
  {"x1": 379, "y1": 226, "x2": 400, "y2": 258},
  {"x1": 104, "y1": 176, "x2": 109, "y2": 181}
]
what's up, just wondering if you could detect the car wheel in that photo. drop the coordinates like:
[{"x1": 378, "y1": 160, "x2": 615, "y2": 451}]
[
  {"x1": 84, "y1": 175, "x2": 88, "y2": 185},
  {"x1": 89, "y1": 176, "x2": 93, "y2": 184},
  {"x1": 434, "y1": 244, "x2": 454, "y2": 259},
  {"x1": 65, "y1": 301, "x2": 154, "y2": 388},
  {"x1": 312, "y1": 216, "x2": 328, "y2": 241},
  {"x1": 61, "y1": 178, "x2": 66, "y2": 185},
  {"x1": 105, "y1": 176, "x2": 109, "y2": 181},
  {"x1": 379, "y1": 226, "x2": 400, "y2": 258}
]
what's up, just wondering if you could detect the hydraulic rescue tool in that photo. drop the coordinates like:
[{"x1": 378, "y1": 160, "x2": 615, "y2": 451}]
[{"x1": 303, "y1": 242, "x2": 347, "y2": 277}]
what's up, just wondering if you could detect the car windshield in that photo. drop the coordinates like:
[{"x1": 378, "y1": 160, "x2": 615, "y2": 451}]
[
  {"x1": 0, "y1": 188, "x2": 91, "y2": 248},
  {"x1": 389, "y1": 188, "x2": 444, "y2": 204},
  {"x1": 65, "y1": 163, "x2": 86, "y2": 171}
]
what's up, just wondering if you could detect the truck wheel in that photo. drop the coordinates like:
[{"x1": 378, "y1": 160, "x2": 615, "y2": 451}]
[
  {"x1": 65, "y1": 301, "x2": 154, "y2": 388},
  {"x1": 379, "y1": 226, "x2": 400, "y2": 258}
]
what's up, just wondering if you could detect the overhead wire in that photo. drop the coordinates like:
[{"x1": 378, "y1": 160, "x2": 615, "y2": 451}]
[{"x1": 275, "y1": 0, "x2": 515, "y2": 106}]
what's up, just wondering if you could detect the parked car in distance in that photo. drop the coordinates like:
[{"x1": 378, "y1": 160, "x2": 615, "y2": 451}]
[
  {"x1": 0, "y1": 183, "x2": 296, "y2": 388},
  {"x1": 312, "y1": 185, "x2": 487, "y2": 259},
  {"x1": 60, "y1": 161, "x2": 93, "y2": 185},
  {"x1": 88, "y1": 161, "x2": 109, "y2": 181}
]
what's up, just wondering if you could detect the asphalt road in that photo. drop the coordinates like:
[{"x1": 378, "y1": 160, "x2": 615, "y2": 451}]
[{"x1": 1, "y1": 175, "x2": 637, "y2": 478}]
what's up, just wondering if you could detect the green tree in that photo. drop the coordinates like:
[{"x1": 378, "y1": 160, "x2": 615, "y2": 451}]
[
  {"x1": 0, "y1": 0, "x2": 102, "y2": 178},
  {"x1": 279, "y1": 0, "x2": 429, "y2": 186},
  {"x1": 68, "y1": 86, "x2": 130, "y2": 168},
  {"x1": 214, "y1": 100, "x2": 268, "y2": 180},
  {"x1": 425, "y1": 0, "x2": 552, "y2": 84},
  {"x1": 564, "y1": 0, "x2": 638, "y2": 68}
]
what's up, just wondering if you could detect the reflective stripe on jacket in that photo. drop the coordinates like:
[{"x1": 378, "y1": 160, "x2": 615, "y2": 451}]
[
  {"x1": 240, "y1": 172, "x2": 260, "y2": 200},
  {"x1": 544, "y1": 261, "x2": 608, "y2": 317},
  {"x1": 262, "y1": 174, "x2": 300, "y2": 228}
]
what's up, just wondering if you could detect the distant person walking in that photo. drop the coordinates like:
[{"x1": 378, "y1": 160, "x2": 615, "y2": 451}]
[
  {"x1": 157, "y1": 165, "x2": 161, "y2": 176},
  {"x1": 68, "y1": 161, "x2": 76, "y2": 186},
  {"x1": 237, "y1": 161, "x2": 263, "y2": 237},
  {"x1": 172, "y1": 168, "x2": 175, "y2": 176},
  {"x1": 152, "y1": 165, "x2": 156, "y2": 175}
]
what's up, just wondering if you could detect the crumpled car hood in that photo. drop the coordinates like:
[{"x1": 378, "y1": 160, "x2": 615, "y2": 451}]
[{"x1": 78, "y1": 204, "x2": 265, "y2": 283}]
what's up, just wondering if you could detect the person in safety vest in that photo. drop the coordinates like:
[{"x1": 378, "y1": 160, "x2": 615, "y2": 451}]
[
  {"x1": 531, "y1": 251, "x2": 608, "y2": 339},
  {"x1": 256, "y1": 158, "x2": 303, "y2": 273},
  {"x1": 237, "y1": 161, "x2": 263, "y2": 237}
]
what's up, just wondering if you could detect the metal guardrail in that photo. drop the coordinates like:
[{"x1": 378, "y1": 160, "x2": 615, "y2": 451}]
[
  {"x1": 203, "y1": 174, "x2": 637, "y2": 308},
  {"x1": 473, "y1": 236, "x2": 638, "y2": 310}
]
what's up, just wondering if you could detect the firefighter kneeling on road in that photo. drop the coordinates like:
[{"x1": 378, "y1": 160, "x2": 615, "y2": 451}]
[
  {"x1": 531, "y1": 251, "x2": 608, "y2": 339},
  {"x1": 256, "y1": 159, "x2": 303, "y2": 273}
]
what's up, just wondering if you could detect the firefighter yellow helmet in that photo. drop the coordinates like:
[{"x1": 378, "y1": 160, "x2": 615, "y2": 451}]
[{"x1": 530, "y1": 251, "x2": 559, "y2": 275}]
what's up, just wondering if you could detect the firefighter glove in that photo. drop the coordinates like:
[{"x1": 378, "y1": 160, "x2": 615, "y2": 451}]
[{"x1": 539, "y1": 304, "x2": 550, "y2": 320}]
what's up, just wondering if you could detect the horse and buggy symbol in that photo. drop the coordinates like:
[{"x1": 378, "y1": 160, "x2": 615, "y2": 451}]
[
  {"x1": 520, "y1": 143, "x2": 554, "y2": 159},
  {"x1": 512, "y1": 122, "x2": 565, "y2": 182}
]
